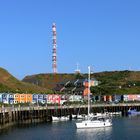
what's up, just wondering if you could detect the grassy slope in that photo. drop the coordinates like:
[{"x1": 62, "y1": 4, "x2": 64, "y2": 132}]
[
  {"x1": 0, "y1": 67, "x2": 51, "y2": 93},
  {"x1": 23, "y1": 70, "x2": 140, "y2": 94},
  {"x1": 22, "y1": 73, "x2": 80, "y2": 89},
  {"x1": 92, "y1": 71, "x2": 140, "y2": 94}
]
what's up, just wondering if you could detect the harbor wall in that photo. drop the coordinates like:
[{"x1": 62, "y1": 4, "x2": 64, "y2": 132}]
[{"x1": 1, "y1": 103, "x2": 140, "y2": 129}]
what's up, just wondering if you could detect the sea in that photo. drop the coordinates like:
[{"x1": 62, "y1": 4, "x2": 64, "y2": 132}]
[{"x1": 0, "y1": 116, "x2": 140, "y2": 140}]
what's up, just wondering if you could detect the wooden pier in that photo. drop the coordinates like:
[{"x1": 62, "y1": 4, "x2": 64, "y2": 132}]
[{"x1": 0, "y1": 103, "x2": 140, "y2": 129}]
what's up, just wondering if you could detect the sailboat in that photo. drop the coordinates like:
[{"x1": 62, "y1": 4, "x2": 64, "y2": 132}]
[{"x1": 76, "y1": 66, "x2": 112, "y2": 129}]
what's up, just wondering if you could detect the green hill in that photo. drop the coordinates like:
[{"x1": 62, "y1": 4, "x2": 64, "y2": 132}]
[
  {"x1": 0, "y1": 67, "x2": 52, "y2": 93},
  {"x1": 22, "y1": 73, "x2": 83, "y2": 89},
  {"x1": 23, "y1": 70, "x2": 140, "y2": 95},
  {"x1": 92, "y1": 70, "x2": 140, "y2": 95}
]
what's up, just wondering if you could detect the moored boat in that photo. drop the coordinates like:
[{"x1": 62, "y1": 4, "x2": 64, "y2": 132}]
[
  {"x1": 128, "y1": 108, "x2": 140, "y2": 115},
  {"x1": 76, "y1": 116, "x2": 112, "y2": 129},
  {"x1": 75, "y1": 66, "x2": 112, "y2": 129},
  {"x1": 52, "y1": 116, "x2": 69, "y2": 121}
]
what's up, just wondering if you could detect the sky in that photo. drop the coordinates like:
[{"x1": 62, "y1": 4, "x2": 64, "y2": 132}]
[{"x1": 0, "y1": 0, "x2": 140, "y2": 80}]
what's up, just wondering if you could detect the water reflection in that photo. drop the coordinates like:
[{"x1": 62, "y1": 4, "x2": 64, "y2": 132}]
[
  {"x1": 128, "y1": 114, "x2": 139, "y2": 118},
  {"x1": 76, "y1": 127, "x2": 112, "y2": 140},
  {"x1": 1, "y1": 117, "x2": 140, "y2": 140}
]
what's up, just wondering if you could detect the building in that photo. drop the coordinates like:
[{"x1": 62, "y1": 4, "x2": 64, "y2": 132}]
[
  {"x1": 14, "y1": 93, "x2": 20, "y2": 104},
  {"x1": 0, "y1": 93, "x2": 14, "y2": 104},
  {"x1": 83, "y1": 78, "x2": 99, "y2": 96},
  {"x1": 68, "y1": 95, "x2": 83, "y2": 102},
  {"x1": 1, "y1": 93, "x2": 9, "y2": 104},
  {"x1": 47, "y1": 94, "x2": 61, "y2": 104},
  {"x1": 0, "y1": 93, "x2": 2, "y2": 103},
  {"x1": 54, "y1": 78, "x2": 99, "y2": 96},
  {"x1": 38, "y1": 94, "x2": 47, "y2": 104},
  {"x1": 8, "y1": 93, "x2": 14, "y2": 104},
  {"x1": 32, "y1": 94, "x2": 39, "y2": 104},
  {"x1": 26, "y1": 94, "x2": 32, "y2": 103},
  {"x1": 123, "y1": 95, "x2": 140, "y2": 101},
  {"x1": 14, "y1": 93, "x2": 32, "y2": 104}
]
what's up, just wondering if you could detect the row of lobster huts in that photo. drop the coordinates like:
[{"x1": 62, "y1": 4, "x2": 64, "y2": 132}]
[
  {"x1": 0, "y1": 79, "x2": 140, "y2": 105},
  {"x1": 0, "y1": 93, "x2": 67, "y2": 105},
  {"x1": 0, "y1": 92, "x2": 140, "y2": 105}
]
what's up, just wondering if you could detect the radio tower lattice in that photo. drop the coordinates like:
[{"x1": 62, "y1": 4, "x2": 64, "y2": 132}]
[{"x1": 52, "y1": 23, "x2": 57, "y2": 73}]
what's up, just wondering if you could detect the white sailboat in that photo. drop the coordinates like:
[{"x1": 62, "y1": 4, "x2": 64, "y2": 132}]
[
  {"x1": 76, "y1": 66, "x2": 112, "y2": 129},
  {"x1": 52, "y1": 116, "x2": 69, "y2": 122}
]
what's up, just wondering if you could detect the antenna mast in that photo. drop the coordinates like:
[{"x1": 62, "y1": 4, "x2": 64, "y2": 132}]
[{"x1": 52, "y1": 23, "x2": 57, "y2": 73}]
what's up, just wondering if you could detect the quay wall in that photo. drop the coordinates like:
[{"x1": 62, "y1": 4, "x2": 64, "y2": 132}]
[{"x1": 0, "y1": 103, "x2": 140, "y2": 129}]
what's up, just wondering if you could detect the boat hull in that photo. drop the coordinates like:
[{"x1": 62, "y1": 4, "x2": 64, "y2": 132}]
[
  {"x1": 52, "y1": 116, "x2": 69, "y2": 121},
  {"x1": 128, "y1": 109, "x2": 140, "y2": 115},
  {"x1": 76, "y1": 120, "x2": 112, "y2": 129}
]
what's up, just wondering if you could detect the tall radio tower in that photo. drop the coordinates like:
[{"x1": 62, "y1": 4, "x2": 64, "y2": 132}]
[{"x1": 52, "y1": 23, "x2": 57, "y2": 73}]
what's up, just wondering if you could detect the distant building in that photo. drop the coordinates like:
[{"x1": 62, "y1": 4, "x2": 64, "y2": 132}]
[
  {"x1": 38, "y1": 94, "x2": 47, "y2": 104},
  {"x1": 47, "y1": 94, "x2": 61, "y2": 104},
  {"x1": 83, "y1": 78, "x2": 99, "y2": 87},
  {"x1": 26, "y1": 94, "x2": 32, "y2": 103},
  {"x1": 0, "y1": 94, "x2": 2, "y2": 103},
  {"x1": 54, "y1": 78, "x2": 99, "y2": 96},
  {"x1": 32, "y1": 94, "x2": 39, "y2": 104},
  {"x1": 8, "y1": 93, "x2": 14, "y2": 104},
  {"x1": 0, "y1": 93, "x2": 14, "y2": 104},
  {"x1": 123, "y1": 95, "x2": 140, "y2": 101},
  {"x1": 68, "y1": 95, "x2": 83, "y2": 102},
  {"x1": 19, "y1": 94, "x2": 26, "y2": 103},
  {"x1": 83, "y1": 78, "x2": 99, "y2": 96},
  {"x1": 14, "y1": 93, "x2": 32, "y2": 104},
  {"x1": 14, "y1": 93, "x2": 20, "y2": 104},
  {"x1": 2, "y1": 93, "x2": 9, "y2": 104}
]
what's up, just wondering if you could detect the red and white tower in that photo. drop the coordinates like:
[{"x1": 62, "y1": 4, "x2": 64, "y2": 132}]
[{"x1": 52, "y1": 23, "x2": 57, "y2": 73}]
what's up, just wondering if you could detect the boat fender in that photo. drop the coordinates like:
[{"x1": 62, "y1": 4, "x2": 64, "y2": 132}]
[
  {"x1": 104, "y1": 123, "x2": 105, "y2": 126},
  {"x1": 85, "y1": 123, "x2": 87, "y2": 126}
]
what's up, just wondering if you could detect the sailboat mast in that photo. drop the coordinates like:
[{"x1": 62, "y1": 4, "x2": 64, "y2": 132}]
[{"x1": 88, "y1": 66, "x2": 91, "y2": 116}]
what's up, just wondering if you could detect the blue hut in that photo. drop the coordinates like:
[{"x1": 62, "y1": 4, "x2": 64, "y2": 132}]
[
  {"x1": 2, "y1": 93, "x2": 8, "y2": 104},
  {"x1": 8, "y1": 93, "x2": 14, "y2": 104},
  {"x1": 32, "y1": 94, "x2": 39, "y2": 104},
  {"x1": 38, "y1": 94, "x2": 47, "y2": 104},
  {"x1": 0, "y1": 93, "x2": 2, "y2": 103}
]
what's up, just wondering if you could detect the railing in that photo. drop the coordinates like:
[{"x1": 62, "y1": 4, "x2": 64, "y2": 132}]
[{"x1": 1, "y1": 103, "x2": 140, "y2": 112}]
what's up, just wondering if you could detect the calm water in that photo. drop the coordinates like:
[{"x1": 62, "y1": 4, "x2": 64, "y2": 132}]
[{"x1": 0, "y1": 116, "x2": 140, "y2": 140}]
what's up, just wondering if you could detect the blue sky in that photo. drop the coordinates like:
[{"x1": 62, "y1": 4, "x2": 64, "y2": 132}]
[{"x1": 0, "y1": 0, "x2": 140, "y2": 79}]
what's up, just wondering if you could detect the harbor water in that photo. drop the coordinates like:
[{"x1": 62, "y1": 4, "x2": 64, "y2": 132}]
[{"x1": 0, "y1": 116, "x2": 140, "y2": 140}]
